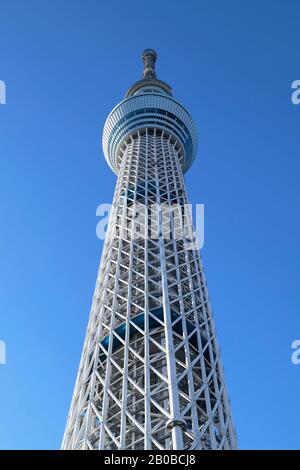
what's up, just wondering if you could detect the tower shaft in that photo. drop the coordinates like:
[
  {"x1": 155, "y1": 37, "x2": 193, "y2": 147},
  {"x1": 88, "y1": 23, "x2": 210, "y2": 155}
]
[{"x1": 62, "y1": 129, "x2": 236, "y2": 450}]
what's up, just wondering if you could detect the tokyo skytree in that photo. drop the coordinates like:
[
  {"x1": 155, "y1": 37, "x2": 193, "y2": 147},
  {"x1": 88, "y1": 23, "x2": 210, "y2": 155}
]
[{"x1": 62, "y1": 49, "x2": 237, "y2": 450}]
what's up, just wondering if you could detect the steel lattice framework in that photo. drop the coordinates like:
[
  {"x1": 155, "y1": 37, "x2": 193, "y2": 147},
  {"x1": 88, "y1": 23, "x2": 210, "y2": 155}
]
[{"x1": 62, "y1": 50, "x2": 237, "y2": 450}]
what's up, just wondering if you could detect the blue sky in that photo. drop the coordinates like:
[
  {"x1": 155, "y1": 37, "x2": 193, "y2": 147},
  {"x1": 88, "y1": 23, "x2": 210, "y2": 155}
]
[{"x1": 0, "y1": 0, "x2": 299, "y2": 449}]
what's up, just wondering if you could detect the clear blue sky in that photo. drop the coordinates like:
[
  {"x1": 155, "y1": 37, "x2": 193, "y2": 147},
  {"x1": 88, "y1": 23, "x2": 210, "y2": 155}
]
[{"x1": 0, "y1": 0, "x2": 299, "y2": 450}]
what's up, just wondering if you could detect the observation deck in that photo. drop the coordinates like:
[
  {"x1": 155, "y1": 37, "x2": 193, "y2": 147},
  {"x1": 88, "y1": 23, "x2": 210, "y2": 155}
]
[{"x1": 102, "y1": 49, "x2": 198, "y2": 174}]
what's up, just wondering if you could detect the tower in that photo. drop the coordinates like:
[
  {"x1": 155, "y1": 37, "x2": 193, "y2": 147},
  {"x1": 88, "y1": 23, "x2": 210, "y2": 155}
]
[{"x1": 62, "y1": 49, "x2": 237, "y2": 450}]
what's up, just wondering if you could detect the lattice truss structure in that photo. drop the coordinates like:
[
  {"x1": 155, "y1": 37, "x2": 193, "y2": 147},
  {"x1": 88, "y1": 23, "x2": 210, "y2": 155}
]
[{"x1": 62, "y1": 129, "x2": 237, "y2": 450}]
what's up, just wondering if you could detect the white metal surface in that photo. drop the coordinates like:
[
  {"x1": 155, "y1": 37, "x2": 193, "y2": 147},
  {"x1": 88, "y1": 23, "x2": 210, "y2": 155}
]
[{"x1": 62, "y1": 52, "x2": 237, "y2": 450}]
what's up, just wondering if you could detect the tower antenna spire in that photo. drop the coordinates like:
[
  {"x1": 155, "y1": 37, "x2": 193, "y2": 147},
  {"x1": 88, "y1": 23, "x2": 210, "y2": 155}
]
[{"x1": 142, "y1": 48, "x2": 157, "y2": 79}]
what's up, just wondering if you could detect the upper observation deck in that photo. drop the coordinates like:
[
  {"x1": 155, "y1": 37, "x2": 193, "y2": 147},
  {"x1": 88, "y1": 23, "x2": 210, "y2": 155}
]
[{"x1": 102, "y1": 49, "x2": 198, "y2": 174}]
